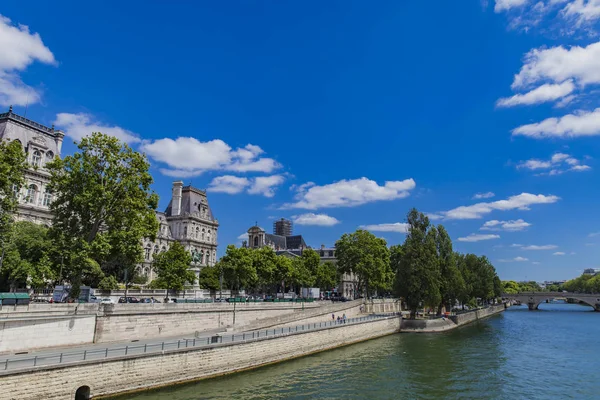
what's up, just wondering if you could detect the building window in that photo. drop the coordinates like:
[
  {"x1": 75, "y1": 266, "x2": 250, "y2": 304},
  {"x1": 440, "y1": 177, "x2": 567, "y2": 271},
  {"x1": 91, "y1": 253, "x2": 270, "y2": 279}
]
[
  {"x1": 12, "y1": 185, "x2": 19, "y2": 200},
  {"x1": 329, "y1": 250, "x2": 334, "y2": 257},
  {"x1": 42, "y1": 191, "x2": 52, "y2": 207},
  {"x1": 154, "y1": 245, "x2": 159, "y2": 257},
  {"x1": 253, "y1": 236, "x2": 259, "y2": 247},
  {"x1": 202, "y1": 228, "x2": 205, "y2": 241},
  {"x1": 145, "y1": 246, "x2": 151, "y2": 260},
  {"x1": 26, "y1": 184, "x2": 38, "y2": 204},
  {"x1": 31, "y1": 150, "x2": 41, "y2": 167},
  {"x1": 161, "y1": 246, "x2": 166, "y2": 252},
  {"x1": 183, "y1": 226, "x2": 188, "y2": 237},
  {"x1": 195, "y1": 227, "x2": 199, "y2": 238},
  {"x1": 207, "y1": 230, "x2": 211, "y2": 243},
  {"x1": 46, "y1": 151, "x2": 54, "y2": 163}
]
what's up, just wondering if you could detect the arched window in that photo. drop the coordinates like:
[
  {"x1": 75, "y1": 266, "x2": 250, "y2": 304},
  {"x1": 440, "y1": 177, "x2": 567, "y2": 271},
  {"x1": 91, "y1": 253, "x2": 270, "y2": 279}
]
[
  {"x1": 183, "y1": 226, "x2": 188, "y2": 237},
  {"x1": 32, "y1": 150, "x2": 41, "y2": 167},
  {"x1": 154, "y1": 245, "x2": 159, "y2": 256},
  {"x1": 202, "y1": 228, "x2": 205, "y2": 241},
  {"x1": 42, "y1": 190, "x2": 52, "y2": 207},
  {"x1": 26, "y1": 184, "x2": 38, "y2": 204},
  {"x1": 195, "y1": 227, "x2": 199, "y2": 238},
  {"x1": 12, "y1": 185, "x2": 19, "y2": 200},
  {"x1": 46, "y1": 151, "x2": 54, "y2": 162},
  {"x1": 144, "y1": 245, "x2": 151, "y2": 260},
  {"x1": 200, "y1": 250, "x2": 205, "y2": 264},
  {"x1": 253, "y1": 236, "x2": 259, "y2": 247},
  {"x1": 207, "y1": 230, "x2": 211, "y2": 243},
  {"x1": 161, "y1": 246, "x2": 167, "y2": 252}
]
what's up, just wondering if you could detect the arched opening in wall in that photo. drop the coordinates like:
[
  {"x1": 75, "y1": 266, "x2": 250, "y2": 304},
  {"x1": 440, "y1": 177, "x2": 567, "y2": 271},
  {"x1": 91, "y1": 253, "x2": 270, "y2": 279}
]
[
  {"x1": 253, "y1": 236, "x2": 259, "y2": 247},
  {"x1": 74, "y1": 385, "x2": 91, "y2": 400}
]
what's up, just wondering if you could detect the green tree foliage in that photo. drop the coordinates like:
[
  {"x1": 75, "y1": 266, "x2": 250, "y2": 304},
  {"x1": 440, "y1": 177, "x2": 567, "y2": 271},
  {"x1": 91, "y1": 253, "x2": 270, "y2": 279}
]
[
  {"x1": 502, "y1": 280, "x2": 543, "y2": 293},
  {"x1": 563, "y1": 274, "x2": 599, "y2": 293},
  {"x1": 0, "y1": 139, "x2": 26, "y2": 242},
  {"x1": 46, "y1": 133, "x2": 159, "y2": 294},
  {"x1": 98, "y1": 275, "x2": 119, "y2": 290},
  {"x1": 218, "y1": 245, "x2": 257, "y2": 291},
  {"x1": 434, "y1": 225, "x2": 465, "y2": 314},
  {"x1": 335, "y1": 229, "x2": 391, "y2": 297},
  {"x1": 392, "y1": 209, "x2": 441, "y2": 317},
  {"x1": 291, "y1": 257, "x2": 315, "y2": 290},
  {"x1": 315, "y1": 261, "x2": 338, "y2": 291},
  {"x1": 150, "y1": 241, "x2": 195, "y2": 294},
  {"x1": 0, "y1": 222, "x2": 55, "y2": 291},
  {"x1": 198, "y1": 265, "x2": 221, "y2": 291}
]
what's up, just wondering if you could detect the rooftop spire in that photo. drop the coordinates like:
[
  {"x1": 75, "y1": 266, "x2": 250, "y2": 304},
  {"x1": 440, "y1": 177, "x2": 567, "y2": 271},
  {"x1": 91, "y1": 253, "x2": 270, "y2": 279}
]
[{"x1": 8, "y1": 105, "x2": 12, "y2": 113}]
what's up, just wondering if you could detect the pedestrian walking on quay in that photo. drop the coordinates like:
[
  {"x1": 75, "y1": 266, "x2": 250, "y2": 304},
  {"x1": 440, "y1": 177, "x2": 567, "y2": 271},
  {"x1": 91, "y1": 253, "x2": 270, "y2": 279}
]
[{"x1": 332, "y1": 313, "x2": 335, "y2": 321}]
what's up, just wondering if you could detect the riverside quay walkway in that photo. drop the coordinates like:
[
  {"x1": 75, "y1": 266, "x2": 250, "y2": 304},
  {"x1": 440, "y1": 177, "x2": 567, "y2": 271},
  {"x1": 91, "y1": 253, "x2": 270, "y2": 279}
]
[
  {"x1": 0, "y1": 313, "x2": 396, "y2": 373},
  {"x1": 503, "y1": 291, "x2": 600, "y2": 311}
]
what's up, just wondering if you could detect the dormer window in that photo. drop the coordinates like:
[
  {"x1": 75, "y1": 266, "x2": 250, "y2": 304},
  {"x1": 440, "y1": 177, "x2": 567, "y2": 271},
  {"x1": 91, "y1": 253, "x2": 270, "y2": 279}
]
[
  {"x1": 32, "y1": 150, "x2": 41, "y2": 167},
  {"x1": 46, "y1": 151, "x2": 54, "y2": 163}
]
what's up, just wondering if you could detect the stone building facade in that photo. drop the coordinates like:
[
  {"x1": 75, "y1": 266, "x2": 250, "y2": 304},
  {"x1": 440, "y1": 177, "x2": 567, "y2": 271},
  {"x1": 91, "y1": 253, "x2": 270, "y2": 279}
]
[
  {"x1": 141, "y1": 181, "x2": 219, "y2": 285},
  {"x1": 0, "y1": 106, "x2": 64, "y2": 225}
]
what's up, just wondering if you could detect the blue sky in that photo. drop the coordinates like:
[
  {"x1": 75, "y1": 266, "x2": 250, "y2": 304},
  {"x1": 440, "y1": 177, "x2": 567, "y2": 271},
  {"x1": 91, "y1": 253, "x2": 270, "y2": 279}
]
[{"x1": 2, "y1": 1, "x2": 600, "y2": 281}]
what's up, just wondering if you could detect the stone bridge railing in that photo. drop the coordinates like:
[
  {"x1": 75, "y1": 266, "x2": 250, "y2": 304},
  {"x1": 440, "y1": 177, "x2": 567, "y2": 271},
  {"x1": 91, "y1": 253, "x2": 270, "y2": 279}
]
[{"x1": 503, "y1": 291, "x2": 600, "y2": 311}]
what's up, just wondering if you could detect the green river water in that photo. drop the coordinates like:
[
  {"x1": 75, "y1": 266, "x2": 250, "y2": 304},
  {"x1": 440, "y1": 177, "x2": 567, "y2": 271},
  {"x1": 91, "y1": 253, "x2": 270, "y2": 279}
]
[{"x1": 117, "y1": 303, "x2": 599, "y2": 400}]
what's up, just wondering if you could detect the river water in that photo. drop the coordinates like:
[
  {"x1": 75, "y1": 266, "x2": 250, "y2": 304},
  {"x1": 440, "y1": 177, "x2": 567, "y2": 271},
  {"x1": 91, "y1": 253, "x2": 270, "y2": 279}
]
[{"x1": 118, "y1": 303, "x2": 599, "y2": 400}]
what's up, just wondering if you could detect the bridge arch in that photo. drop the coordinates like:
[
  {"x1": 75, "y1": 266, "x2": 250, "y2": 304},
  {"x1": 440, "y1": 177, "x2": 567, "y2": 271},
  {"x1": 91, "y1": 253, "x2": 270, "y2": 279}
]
[
  {"x1": 503, "y1": 292, "x2": 600, "y2": 311},
  {"x1": 74, "y1": 385, "x2": 90, "y2": 400}
]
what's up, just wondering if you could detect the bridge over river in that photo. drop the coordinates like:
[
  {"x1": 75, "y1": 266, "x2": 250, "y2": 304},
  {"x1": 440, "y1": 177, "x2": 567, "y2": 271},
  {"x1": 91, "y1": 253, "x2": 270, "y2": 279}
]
[{"x1": 503, "y1": 292, "x2": 600, "y2": 311}]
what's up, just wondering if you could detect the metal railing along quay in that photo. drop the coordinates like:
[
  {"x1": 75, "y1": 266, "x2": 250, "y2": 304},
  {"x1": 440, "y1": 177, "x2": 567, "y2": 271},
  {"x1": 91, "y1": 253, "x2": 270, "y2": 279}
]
[{"x1": 0, "y1": 313, "x2": 400, "y2": 373}]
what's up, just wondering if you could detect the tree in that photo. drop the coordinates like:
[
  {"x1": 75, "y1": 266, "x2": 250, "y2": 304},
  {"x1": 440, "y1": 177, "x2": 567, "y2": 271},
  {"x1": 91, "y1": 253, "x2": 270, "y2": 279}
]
[
  {"x1": 434, "y1": 225, "x2": 465, "y2": 314},
  {"x1": 198, "y1": 265, "x2": 221, "y2": 291},
  {"x1": 315, "y1": 261, "x2": 338, "y2": 291},
  {"x1": 98, "y1": 275, "x2": 119, "y2": 290},
  {"x1": 0, "y1": 221, "x2": 55, "y2": 291},
  {"x1": 218, "y1": 245, "x2": 256, "y2": 291},
  {"x1": 46, "y1": 133, "x2": 159, "y2": 295},
  {"x1": 393, "y1": 209, "x2": 440, "y2": 318},
  {"x1": 273, "y1": 255, "x2": 294, "y2": 293},
  {"x1": 0, "y1": 139, "x2": 26, "y2": 262},
  {"x1": 290, "y1": 257, "x2": 315, "y2": 292},
  {"x1": 151, "y1": 241, "x2": 195, "y2": 295},
  {"x1": 335, "y1": 229, "x2": 391, "y2": 297}
]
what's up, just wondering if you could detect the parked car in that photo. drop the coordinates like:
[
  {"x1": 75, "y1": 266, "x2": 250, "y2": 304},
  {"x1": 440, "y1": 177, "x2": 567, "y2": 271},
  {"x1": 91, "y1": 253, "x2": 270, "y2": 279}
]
[
  {"x1": 118, "y1": 296, "x2": 140, "y2": 303},
  {"x1": 100, "y1": 298, "x2": 114, "y2": 304}
]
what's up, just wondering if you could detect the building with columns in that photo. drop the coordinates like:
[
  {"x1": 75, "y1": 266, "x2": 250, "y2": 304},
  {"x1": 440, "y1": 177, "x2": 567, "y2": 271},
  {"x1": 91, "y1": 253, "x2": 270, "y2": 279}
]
[
  {"x1": 0, "y1": 106, "x2": 64, "y2": 225},
  {"x1": 140, "y1": 181, "x2": 219, "y2": 285}
]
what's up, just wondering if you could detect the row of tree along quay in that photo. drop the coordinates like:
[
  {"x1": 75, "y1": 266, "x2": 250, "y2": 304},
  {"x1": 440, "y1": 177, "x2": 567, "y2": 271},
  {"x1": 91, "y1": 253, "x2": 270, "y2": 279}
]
[{"x1": 0, "y1": 133, "x2": 501, "y2": 309}]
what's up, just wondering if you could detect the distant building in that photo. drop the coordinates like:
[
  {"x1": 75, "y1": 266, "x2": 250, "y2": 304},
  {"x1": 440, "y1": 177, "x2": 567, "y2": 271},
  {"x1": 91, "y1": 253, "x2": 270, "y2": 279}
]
[
  {"x1": 583, "y1": 268, "x2": 600, "y2": 276},
  {"x1": 0, "y1": 106, "x2": 65, "y2": 225},
  {"x1": 140, "y1": 181, "x2": 219, "y2": 286},
  {"x1": 273, "y1": 218, "x2": 293, "y2": 237}
]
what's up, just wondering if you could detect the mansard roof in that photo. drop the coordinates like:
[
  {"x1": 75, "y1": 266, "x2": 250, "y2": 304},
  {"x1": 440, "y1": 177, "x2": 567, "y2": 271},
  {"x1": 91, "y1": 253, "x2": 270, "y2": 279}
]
[{"x1": 164, "y1": 185, "x2": 217, "y2": 223}]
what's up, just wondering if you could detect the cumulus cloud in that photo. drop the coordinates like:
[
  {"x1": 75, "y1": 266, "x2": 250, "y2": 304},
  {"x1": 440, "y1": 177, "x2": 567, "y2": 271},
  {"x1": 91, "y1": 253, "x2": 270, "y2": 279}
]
[
  {"x1": 292, "y1": 213, "x2": 340, "y2": 226},
  {"x1": 140, "y1": 139, "x2": 281, "y2": 177},
  {"x1": 458, "y1": 233, "x2": 501, "y2": 242},
  {"x1": 237, "y1": 232, "x2": 248, "y2": 241},
  {"x1": 0, "y1": 15, "x2": 56, "y2": 106},
  {"x1": 497, "y1": 81, "x2": 575, "y2": 107},
  {"x1": 438, "y1": 193, "x2": 559, "y2": 220},
  {"x1": 247, "y1": 175, "x2": 285, "y2": 198},
  {"x1": 207, "y1": 176, "x2": 250, "y2": 194},
  {"x1": 54, "y1": 113, "x2": 140, "y2": 144},
  {"x1": 498, "y1": 256, "x2": 529, "y2": 262},
  {"x1": 512, "y1": 108, "x2": 600, "y2": 139},
  {"x1": 208, "y1": 174, "x2": 285, "y2": 197},
  {"x1": 517, "y1": 152, "x2": 591, "y2": 174},
  {"x1": 563, "y1": 0, "x2": 600, "y2": 26},
  {"x1": 553, "y1": 251, "x2": 566, "y2": 255},
  {"x1": 473, "y1": 192, "x2": 495, "y2": 199},
  {"x1": 522, "y1": 244, "x2": 558, "y2": 250},
  {"x1": 359, "y1": 222, "x2": 410, "y2": 233},
  {"x1": 480, "y1": 219, "x2": 531, "y2": 231},
  {"x1": 282, "y1": 177, "x2": 416, "y2": 210},
  {"x1": 589, "y1": 231, "x2": 600, "y2": 237}
]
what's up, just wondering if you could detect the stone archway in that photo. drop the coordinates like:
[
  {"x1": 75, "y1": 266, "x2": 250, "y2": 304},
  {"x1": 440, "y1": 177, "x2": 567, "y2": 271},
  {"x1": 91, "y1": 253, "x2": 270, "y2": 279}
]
[{"x1": 74, "y1": 385, "x2": 90, "y2": 400}]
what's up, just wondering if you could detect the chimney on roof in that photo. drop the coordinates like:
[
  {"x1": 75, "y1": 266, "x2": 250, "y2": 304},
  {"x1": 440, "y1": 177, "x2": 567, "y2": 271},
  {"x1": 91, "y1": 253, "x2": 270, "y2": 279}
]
[
  {"x1": 321, "y1": 244, "x2": 325, "y2": 249},
  {"x1": 172, "y1": 181, "x2": 183, "y2": 216}
]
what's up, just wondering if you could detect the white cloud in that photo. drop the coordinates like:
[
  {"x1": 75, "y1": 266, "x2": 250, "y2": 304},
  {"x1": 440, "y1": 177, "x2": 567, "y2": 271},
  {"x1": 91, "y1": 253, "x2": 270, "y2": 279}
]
[
  {"x1": 208, "y1": 174, "x2": 285, "y2": 197},
  {"x1": 513, "y1": 42, "x2": 600, "y2": 90},
  {"x1": 237, "y1": 232, "x2": 248, "y2": 241},
  {"x1": 292, "y1": 213, "x2": 340, "y2": 227},
  {"x1": 522, "y1": 244, "x2": 558, "y2": 250},
  {"x1": 140, "y1": 139, "x2": 281, "y2": 177},
  {"x1": 473, "y1": 192, "x2": 495, "y2": 199},
  {"x1": 359, "y1": 222, "x2": 410, "y2": 233},
  {"x1": 511, "y1": 243, "x2": 523, "y2": 247},
  {"x1": 481, "y1": 219, "x2": 531, "y2": 231},
  {"x1": 54, "y1": 113, "x2": 140, "y2": 144},
  {"x1": 247, "y1": 175, "x2": 285, "y2": 198},
  {"x1": 563, "y1": 0, "x2": 600, "y2": 25},
  {"x1": 439, "y1": 193, "x2": 559, "y2": 220},
  {"x1": 499, "y1": 256, "x2": 530, "y2": 262},
  {"x1": 513, "y1": 108, "x2": 600, "y2": 139},
  {"x1": 532, "y1": 261, "x2": 541, "y2": 265},
  {"x1": 458, "y1": 233, "x2": 501, "y2": 242},
  {"x1": 0, "y1": 15, "x2": 56, "y2": 106},
  {"x1": 497, "y1": 81, "x2": 575, "y2": 107},
  {"x1": 495, "y1": 0, "x2": 529, "y2": 12},
  {"x1": 588, "y1": 231, "x2": 600, "y2": 237},
  {"x1": 282, "y1": 177, "x2": 416, "y2": 210},
  {"x1": 553, "y1": 251, "x2": 566, "y2": 255},
  {"x1": 207, "y1": 175, "x2": 250, "y2": 194},
  {"x1": 517, "y1": 152, "x2": 591, "y2": 174}
]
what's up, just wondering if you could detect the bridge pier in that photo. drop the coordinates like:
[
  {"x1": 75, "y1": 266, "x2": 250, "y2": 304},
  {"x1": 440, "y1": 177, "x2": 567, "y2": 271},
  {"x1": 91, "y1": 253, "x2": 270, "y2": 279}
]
[
  {"x1": 527, "y1": 302, "x2": 539, "y2": 311},
  {"x1": 595, "y1": 304, "x2": 600, "y2": 312}
]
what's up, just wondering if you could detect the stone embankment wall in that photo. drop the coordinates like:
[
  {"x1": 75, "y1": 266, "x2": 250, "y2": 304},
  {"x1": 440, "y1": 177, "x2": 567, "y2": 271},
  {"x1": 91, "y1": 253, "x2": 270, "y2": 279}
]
[
  {"x1": 401, "y1": 304, "x2": 505, "y2": 333},
  {"x1": 0, "y1": 316, "x2": 96, "y2": 353},
  {"x1": 0, "y1": 301, "x2": 369, "y2": 353},
  {"x1": 364, "y1": 299, "x2": 402, "y2": 314},
  {"x1": 0, "y1": 316, "x2": 402, "y2": 400}
]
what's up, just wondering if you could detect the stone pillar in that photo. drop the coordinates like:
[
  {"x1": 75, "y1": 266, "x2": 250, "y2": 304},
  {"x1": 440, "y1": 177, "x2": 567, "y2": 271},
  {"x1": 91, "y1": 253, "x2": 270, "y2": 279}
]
[
  {"x1": 594, "y1": 304, "x2": 600, "y2": 312},
  {"x1": 527, "y1": 302, "x2": 538, "y2": 311},
  {"x1": 171, "y1": 181, "x2": 183, "y2": 216}
]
